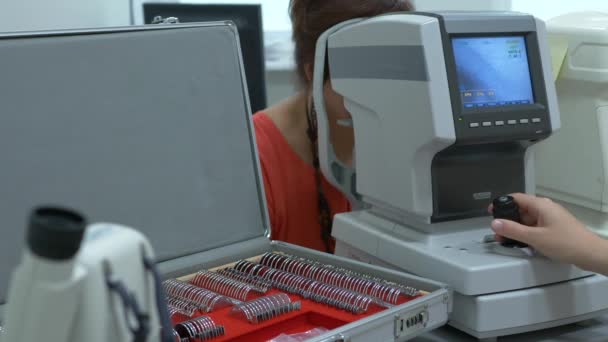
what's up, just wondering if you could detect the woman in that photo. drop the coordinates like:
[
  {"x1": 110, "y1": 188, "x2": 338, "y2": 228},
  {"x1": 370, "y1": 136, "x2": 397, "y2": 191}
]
[{"x1": 254, "y1": 0, "x2": 414, "y2": 253}]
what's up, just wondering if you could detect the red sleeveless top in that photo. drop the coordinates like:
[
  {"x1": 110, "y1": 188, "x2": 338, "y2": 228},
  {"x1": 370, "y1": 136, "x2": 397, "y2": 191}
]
[{"x1": 253, "y1": 112, "x2": 351, "y2": 252}]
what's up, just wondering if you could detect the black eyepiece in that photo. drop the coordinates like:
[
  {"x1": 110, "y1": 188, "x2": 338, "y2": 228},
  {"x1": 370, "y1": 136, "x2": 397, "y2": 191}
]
[{"x1": 27, "y1": 207, "x2": 87, "y2": 260}]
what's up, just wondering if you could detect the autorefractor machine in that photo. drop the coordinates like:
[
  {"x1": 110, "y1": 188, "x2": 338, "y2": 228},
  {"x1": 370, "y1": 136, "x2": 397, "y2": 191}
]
[{"x1": 311, "y1": 11, "x2": 608, "y2": 340}]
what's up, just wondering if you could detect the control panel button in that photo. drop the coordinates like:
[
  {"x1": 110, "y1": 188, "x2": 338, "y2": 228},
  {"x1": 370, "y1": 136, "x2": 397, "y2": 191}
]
[
  {"x1": 508, "y1": 120, "x2": 517, "y2": 125},
  {"x1": 532, "y1": 118, "x2": 541, "y2": 123},
  {"x1": 469, "y1": 122, "x2": 480, "y2": 128},
  {"x1": 495, "y1": 121, "x2": 505, "y2": 126},
  {"x1": 520, "y1": 119, "x2": 530, "y2": 124},
  {"x1": 482, "y1": 122, "x2": 492, "y2": 127}
]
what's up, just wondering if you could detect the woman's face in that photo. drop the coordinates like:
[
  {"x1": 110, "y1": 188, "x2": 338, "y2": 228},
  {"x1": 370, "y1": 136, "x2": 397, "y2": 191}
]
[{"x1": 323, "y1": 80, "x2": 354, "y2": 166}]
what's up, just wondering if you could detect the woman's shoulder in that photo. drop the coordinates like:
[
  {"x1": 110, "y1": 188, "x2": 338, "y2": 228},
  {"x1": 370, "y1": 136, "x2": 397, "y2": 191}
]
[
  {"x1": 253, "y1": 95, "x2": 311, "y2": 164},
  {"x1": 252, "y1": 111, "x2": 274, "y2": 134},
  {"x1": 252, "y1": 112, "x2": 281, "y2": 156},
  {"x1": 253, "y1": 97, "x2": 297, "y2": 140},
  {"x1": 252, "y1": 110, "x2": 294, "y2": 179}
]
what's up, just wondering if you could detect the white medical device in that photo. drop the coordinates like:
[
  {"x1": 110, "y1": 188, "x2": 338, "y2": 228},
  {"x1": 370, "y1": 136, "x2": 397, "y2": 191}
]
[
  {"x1": 1, "y1": 208, "x2": 173, "y2": 342},
  {"x1": 312, "y1": 11, "x2": 608, "y2": 340},
  {"x1": 536, "y1": 12, "x2": 608, "y2": 236}
]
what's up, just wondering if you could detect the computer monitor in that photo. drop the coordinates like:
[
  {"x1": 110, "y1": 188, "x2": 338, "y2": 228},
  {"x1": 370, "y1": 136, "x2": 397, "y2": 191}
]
[{"x1": 143, "y1": 3, "x2": 267, "y2": 114}]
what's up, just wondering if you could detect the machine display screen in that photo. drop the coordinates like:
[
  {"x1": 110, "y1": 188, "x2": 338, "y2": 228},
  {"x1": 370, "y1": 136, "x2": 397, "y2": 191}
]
[{"x1": 452, "y1": 36, "x2": 535, "y2": 109}]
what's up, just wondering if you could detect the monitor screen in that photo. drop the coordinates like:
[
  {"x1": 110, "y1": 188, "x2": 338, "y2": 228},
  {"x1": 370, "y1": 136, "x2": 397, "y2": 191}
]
[
  {"x1": 451, "y1": 36, "x2": 535, "y2": 110},
  {"x1": 143, "y1": 4, "x2": 267, "y2": 114}
]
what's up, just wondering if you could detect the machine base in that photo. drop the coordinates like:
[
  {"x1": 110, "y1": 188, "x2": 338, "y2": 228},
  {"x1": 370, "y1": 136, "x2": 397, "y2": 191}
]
[
  {"x1": 332, "y1": 211, "x2": 591, "y2": 296},
  {"x1": 336, "y1": 240, "x2": 608, "y2": 339}
]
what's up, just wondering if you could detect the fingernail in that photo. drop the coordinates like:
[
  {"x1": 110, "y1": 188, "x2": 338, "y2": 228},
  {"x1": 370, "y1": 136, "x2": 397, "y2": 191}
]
[{"x1": 491, "y1": 219, "x2": 504, "y2": 232}]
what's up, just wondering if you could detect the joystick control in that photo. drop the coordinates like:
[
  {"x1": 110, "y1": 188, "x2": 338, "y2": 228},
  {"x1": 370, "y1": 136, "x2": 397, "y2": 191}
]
[{"x1": 492, "y1": 195, "x2": 528, "y2": 248}]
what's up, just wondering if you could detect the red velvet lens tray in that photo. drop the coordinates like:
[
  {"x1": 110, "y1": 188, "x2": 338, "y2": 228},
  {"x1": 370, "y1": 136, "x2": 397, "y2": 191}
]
[{"x1": 172, "y1": 288, "x2": 421, "y2": 342}]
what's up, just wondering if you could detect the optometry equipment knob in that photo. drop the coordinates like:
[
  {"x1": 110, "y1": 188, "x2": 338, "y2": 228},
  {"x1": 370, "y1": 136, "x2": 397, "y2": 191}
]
[{"x1": 492, "y1": 196, "x2": 528, "y2": 248}]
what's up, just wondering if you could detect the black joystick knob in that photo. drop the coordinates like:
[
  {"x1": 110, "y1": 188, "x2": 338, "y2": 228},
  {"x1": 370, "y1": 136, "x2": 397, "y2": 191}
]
[
  {"x1": 27, "y1": 207, "x2": 87, "y2": 260},
  {"x1": 492, "y1": 196, "x2": 528, "y2": 248}
]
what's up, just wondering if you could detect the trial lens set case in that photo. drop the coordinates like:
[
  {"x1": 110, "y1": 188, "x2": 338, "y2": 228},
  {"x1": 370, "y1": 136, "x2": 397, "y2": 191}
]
[{"x1": 0, "y1": 23, "x2": 451, "y2": 341}]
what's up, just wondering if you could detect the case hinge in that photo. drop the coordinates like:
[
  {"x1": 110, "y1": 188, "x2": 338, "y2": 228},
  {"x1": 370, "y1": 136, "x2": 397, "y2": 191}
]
[{"x1": 151, "y1": 16, "x2": 180, "y2": 25}]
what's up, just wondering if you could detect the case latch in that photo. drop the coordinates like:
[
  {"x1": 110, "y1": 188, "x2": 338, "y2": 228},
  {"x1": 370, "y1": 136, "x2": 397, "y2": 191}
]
[
  {"x1": 395, "y1": 308, "x2": 429, "y2": 339},
  {"x1": 317, "y1": 334, "x2": 347, "y2": 342}
]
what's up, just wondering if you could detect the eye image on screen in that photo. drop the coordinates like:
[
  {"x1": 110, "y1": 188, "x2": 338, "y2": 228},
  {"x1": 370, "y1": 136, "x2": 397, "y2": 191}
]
[{"x1": 452, "y1": 36, "x2": 535, "y2": 109}]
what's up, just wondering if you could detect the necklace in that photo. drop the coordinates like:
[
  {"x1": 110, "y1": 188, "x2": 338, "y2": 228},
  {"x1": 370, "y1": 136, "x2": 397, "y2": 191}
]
[{"x1": 305, "y1": 98, "x2": 334, "y2": 253}]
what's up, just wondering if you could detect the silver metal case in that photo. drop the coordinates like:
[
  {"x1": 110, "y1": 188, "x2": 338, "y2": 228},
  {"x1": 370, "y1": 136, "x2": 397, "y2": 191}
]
[{"x1": 0, "y1": 23, "x2": 451, "y2": 341}]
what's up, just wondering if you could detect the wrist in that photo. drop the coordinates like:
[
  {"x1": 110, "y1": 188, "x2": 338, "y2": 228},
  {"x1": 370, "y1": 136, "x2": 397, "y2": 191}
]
[{"x1": 576, "y1": 232, "x2": 608, "y2": 275}]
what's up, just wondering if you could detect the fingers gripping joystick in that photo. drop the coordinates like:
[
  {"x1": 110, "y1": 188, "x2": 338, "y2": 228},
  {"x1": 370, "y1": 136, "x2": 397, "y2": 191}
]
[{"x1": 492, "y1": 196, "x2": 528, "y2": 248}]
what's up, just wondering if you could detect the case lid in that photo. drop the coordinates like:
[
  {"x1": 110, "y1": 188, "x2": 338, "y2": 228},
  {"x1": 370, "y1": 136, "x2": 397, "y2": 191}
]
[{"x1": 0, "y1": 23, "x2": 269, "y2": 303}]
